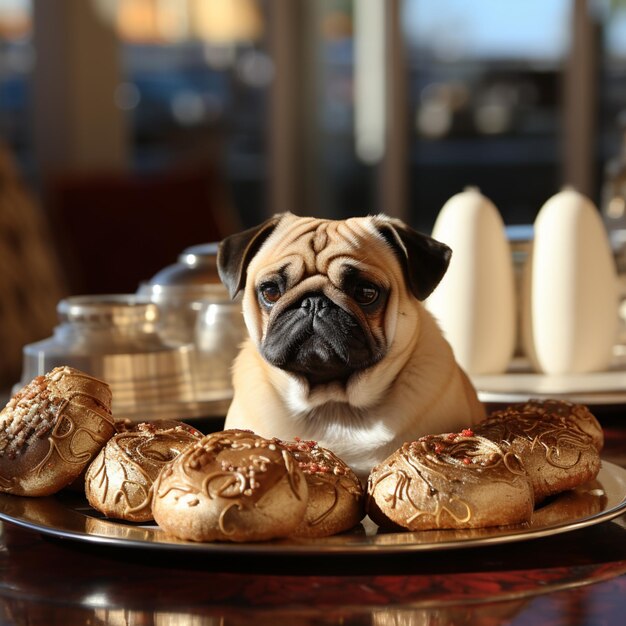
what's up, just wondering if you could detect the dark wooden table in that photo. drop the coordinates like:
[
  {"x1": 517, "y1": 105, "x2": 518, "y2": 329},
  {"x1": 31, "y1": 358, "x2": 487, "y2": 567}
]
[{"x1": 1, "y1": 411, "x2": 626, "y2": 626}]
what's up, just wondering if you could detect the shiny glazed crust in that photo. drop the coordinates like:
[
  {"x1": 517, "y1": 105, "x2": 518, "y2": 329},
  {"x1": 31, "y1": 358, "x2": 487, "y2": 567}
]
[
  {"x1": 279, "y1": 438, "x2": 364, "y2": 538},
  {"x1": 366, "y1": 400, "x2": 603, "y2": 532},
  {"x1": 366, "y1": 430, "x2": 534, "y2": 531},
  {"x1": 84, "y1": 421, "x2": 202, "y2": 522},
  {"x1": 0, "y1": 367, "x2": 115, "y2": 496},
  {"x1": 151, "y1": 430, "x2": 308, "y2": 542},
  {"x1": 476, "y1": 400, "x2": 603, "y2": 501}
]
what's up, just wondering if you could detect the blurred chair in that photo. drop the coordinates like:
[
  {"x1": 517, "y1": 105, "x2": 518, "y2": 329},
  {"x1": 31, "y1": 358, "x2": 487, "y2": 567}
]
[
  {"x1": 45, "y1": 165, "x2": 239, "y2": 295},
  {"x1": 0, "y1": 143, "x2": 67, "y2": 391}
]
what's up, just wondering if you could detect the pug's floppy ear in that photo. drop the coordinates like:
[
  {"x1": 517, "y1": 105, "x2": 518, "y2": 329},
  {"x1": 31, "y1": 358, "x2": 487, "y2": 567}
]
[
  {"x1": 217, "y1": 215, "x2": 283, "y2": 298},
  {"x1": 375, "y1": 216, "x2": 452, "y2": 301}
]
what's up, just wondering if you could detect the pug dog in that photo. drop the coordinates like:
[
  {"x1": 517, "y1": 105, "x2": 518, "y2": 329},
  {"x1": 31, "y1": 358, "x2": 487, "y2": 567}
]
[{"x1": 217, "y1": 213, "x2": 486, "y2": 479}]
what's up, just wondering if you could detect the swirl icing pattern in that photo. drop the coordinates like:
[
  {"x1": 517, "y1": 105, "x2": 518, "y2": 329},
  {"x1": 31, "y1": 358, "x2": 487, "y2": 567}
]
[
  {"x1": 476, "y1": 400, "x2": 603, "y2": 501},
  {"x1": 85, "y1": 422, "x2": 202, "y2": 522},
  {"x1": 366, "y1": 400, "x2": 603, "y2": 531},
  {"x1": 152, "y1": 430, "x2": 309, "y2": 542},
  {"x1": 481, "y1": 399, "x2": 603, "y2": 452},
  {"x1": 279, "y1": 437, "x2": 364, "y2": 537},
  {"x1": 0, "y1": 367, "x2": 115, "y2": 496},
  {"x1": 366, "y1": 430, "x2": 535, "y2": 531}
]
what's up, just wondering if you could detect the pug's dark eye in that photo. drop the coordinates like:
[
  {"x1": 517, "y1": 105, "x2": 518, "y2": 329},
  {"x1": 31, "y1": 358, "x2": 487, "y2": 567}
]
[
  {"x1": 259, "y1": 281, "x2": 281, "y2": 305},
  {"x1": 352, "y1": 282, "x2": 379, "y2": 306}
]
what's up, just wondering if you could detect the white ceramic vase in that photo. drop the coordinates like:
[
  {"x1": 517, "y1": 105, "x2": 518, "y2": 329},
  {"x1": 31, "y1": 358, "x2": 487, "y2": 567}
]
[
  {"x1": 521, "y1": 188, "x2": 618, "y2": 374},
  {"x1": 426, "y1": 187, "x2": 516, "y2": 375}
]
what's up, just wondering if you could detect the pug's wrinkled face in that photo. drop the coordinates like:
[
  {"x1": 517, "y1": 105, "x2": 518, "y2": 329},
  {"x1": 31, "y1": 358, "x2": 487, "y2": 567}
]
[
  {"x1": 240, "y1": 217, "x2": 407, "y2": 388},
  {"x1": 218, "y1": 213, "x2": 452, "y2": 389}
]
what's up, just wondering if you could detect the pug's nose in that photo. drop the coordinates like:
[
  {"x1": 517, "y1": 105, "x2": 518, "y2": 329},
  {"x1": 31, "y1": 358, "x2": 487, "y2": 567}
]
[{"x1": 300, "y1": 294, "x2": 331, "y2": 317}]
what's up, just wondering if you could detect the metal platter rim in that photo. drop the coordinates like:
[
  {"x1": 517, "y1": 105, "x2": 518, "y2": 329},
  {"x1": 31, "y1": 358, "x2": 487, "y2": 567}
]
[{"x1": 0, "y1": 461, "x2": 624, "y2": 557}]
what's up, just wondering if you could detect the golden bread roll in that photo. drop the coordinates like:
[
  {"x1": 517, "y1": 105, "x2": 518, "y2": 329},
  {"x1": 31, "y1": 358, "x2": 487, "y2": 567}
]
[
  {"x1": 366, "y1": 429, "x2": 534, "y2": 531},
  {"x1": 0, "y1": 367, "x2": 115, "y2": 496},
  {"x1": 529, "y1": 480, "x2": 606, "y2": 528},
  {"x1": 85, "y1": 421, "x2": 202, "y2": 522},
  {"x1": 477, "y1": 400, "x2": 602, "y2": 501},
  {"x1": 69, "y1": 419, "x2": 203, "y2": 494},
  {"x1": 152, "y1": 429, "x2": 308, "y2": 542},
  {"x1": 279, "y1": 437, "x2": 364, "y2": 538}
]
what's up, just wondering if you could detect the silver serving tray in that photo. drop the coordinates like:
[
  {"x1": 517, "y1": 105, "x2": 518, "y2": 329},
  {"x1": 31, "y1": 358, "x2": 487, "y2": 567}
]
[{"x1": 0, "y1": 462, "x2": 624, "y2": 556}]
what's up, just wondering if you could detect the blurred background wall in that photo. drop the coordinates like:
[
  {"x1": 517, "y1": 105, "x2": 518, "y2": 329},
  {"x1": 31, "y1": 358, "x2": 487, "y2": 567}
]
[{"x1": 0, "y1": 0, "x2": 626, "y2": 387}]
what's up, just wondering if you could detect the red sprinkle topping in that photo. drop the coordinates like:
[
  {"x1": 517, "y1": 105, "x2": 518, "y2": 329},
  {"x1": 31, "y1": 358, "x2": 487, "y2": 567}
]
[
  {"x1": 434, "y1": 444, "x2": 443, "y2": 454},
  {"x1": 461, "y1": 428, "x2": 474, "y2": 437},
  {"x1": 462, "y1": 457, "x2": 472, "y2": 465}
]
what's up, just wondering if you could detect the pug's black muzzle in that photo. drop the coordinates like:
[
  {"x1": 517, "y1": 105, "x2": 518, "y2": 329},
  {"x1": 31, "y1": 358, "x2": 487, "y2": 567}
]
[{"x1": 261, "y1": 293, "x2": 380, "y2": 385}]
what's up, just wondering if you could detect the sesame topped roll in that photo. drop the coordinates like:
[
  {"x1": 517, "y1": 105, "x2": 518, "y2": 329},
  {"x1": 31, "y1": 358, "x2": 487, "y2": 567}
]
[{"x1": 0, "y1": 367, "x2": 115, "y2": 496}]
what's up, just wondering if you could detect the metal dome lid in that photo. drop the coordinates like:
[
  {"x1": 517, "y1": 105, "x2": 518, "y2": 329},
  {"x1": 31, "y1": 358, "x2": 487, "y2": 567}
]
[{"x1": 145, "y1": 242, "x2": 222, "y2": 288}]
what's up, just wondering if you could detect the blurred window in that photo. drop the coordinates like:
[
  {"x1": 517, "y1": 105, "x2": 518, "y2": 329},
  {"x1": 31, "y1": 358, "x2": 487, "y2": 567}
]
[
  {"x1": 600, "y1": 0, "x2": 626, "y2": 222},
  {"x1": 109, "y1": 0, "x2": 271, "y2": 226},
  {"x1": 312, "y1": 0, "x2": 380, "y2": 218},
  {"x1": 0, "y1": 0, "x2": 33, "y2": 177},
  {"x1": 601, "y1": 0, "x2": 626, "y2": 134},
  {"x1": 402, "y1": 0, "x2": 572, "y2": 231},
  {"x1": 0, "y1": 0, "x2": 271, "y2": 226},
  {"x1": 1, "y1": 0, "x2": 620, "y2": 234}
]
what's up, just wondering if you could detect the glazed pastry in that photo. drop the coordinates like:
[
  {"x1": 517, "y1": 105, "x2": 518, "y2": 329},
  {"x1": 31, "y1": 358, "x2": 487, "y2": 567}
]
[
  {"x1": 0, "y1": 367, "x2": 115, "y2": 496},
  {"x1": 152, "y1": 430, "x2": 308, "y2": 542},
  {"x1": 367, "y1": 400, "x2": 603, "y2": 531},
  {"x1": 483, "y1": 399, "x2": 603, "y2": 451},
  {"x1": 476, "y1": 399, "x2": 602, "y2": 501},
  {"x1": 280, "y1": 437, "x2": 364, "y2": 538},
  {"x1": 530, "y1": 480, "x2": 606, "y2": 528},
  {"x1": 70, "y1": 419, "x2": 203, "y2": 494},
  {"x1": 113, "y1": 419, "x2": 202, "y2": 437},
  {"x1": 366, "y1": 429, "x2": 534, "y2": 531},
  {"x1": 85, "y1": 421, "x2": 202, "y2": 522}
]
